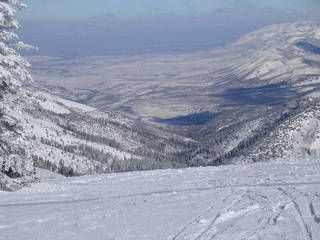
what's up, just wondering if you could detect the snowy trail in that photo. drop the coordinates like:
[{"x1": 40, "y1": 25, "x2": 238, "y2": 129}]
[{"x1": 1, "y1": 159, "x2": 320, "y2": 240}]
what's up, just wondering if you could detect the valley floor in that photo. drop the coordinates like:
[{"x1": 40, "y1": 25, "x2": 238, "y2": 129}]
[{"x1": 0, "y1": 159, "x2": 320, "y2": 240}]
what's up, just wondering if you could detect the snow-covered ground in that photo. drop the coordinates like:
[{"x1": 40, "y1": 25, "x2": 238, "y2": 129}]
[{"x1": 1, "y1": 159, "x2": 320, "y2": 240}]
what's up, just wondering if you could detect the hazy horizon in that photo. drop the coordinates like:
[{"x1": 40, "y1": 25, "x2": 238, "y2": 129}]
[{"x1": 16, "y1": 0, "x2": 319, "y2": 57}]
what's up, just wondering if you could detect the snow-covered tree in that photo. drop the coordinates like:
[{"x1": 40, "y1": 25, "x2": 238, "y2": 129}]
[
  {"x1": 0, "y1": 0, "x2": 37, "y2": 191},
  {"x1": 0, "y1": 0, "x2": 36, "y2": 86}
]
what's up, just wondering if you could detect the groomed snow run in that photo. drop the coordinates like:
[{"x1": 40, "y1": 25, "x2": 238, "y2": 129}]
[{"x1": 1, "y1": 158, "x2": 320, "y2": 240}]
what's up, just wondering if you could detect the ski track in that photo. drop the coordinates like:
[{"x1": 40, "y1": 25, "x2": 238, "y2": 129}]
[
  {"x1": 0, "y1": 159, "x2": 320, "y2": 240},
  {"x1": 170, "y1": 190, "x2": 240, "y2": 240},
  {"x1": 277, "y1": 186, "x2": 313, "y2": 240}
]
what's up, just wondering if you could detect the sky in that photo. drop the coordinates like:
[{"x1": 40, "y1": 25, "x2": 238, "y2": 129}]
[
  {"x1": 15, "y1": 0, "x2": 319, "y2": 57},
  {"x1": 18, "y1": 0, "x2": 307, "y2": 20}
]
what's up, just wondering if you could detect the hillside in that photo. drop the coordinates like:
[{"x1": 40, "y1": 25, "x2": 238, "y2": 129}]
[
  {"x1": 186, "y1": 21, "x2": 320, "y2": 165},
  {"x1": 1, "y1": 85, "x2": 198, "y2": 190},
  {"x1": 231, "y1": 101, "x2": 320, "y2": 163}
]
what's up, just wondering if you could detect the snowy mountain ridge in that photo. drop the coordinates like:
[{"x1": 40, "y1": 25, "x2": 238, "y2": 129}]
[
  {"x1": 223, "y1": 21, "x2": 320, "y2": 89},
  {"x1": 185, "y1": 21, "x2": 320, "y2": 165}
]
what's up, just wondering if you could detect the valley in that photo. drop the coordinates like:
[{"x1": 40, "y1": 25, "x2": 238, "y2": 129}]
[
  {"x1": 1, "y1": 1, "x2": 320, "y2": 239},
  {"x1": 3, "y1": 21, "x2": 320, "y2": 190},
  {"x1": 27, "y1": 22, "x2": 320, "y2": 120},
  {"x1": 23, "y1": 21, "x2": 320, "y2": 168}
]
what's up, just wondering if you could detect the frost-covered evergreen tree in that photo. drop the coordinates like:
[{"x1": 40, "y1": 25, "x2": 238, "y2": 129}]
[
  {"x1": 0, "y1": 0, "x2": 37, "y2": 191},
  {"x1": 0, "y1": 0, "x2": 35, "y2": 86}
]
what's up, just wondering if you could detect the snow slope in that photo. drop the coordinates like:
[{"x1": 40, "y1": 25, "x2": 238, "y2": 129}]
[
  {"x1": 0, "y1": 158, "x2": 320, "y2": 240},
  {"x1": 1, "y1": 83, "x2": 197, "y2": 191},
  {"x1": 229, "y1": 101, "x2": 320, "y2": 163},
  {"x1": 9, "y1": 89, "x2": 196, "y2": 178},
  {"x1": 220, "y1": 21, "x2": 320, "y2": 88}
]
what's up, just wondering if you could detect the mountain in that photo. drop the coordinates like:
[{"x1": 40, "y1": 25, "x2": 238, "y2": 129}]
[
  {"x1": 1, "y1": 84, "x2": 200, "y2": 191},
  {"x1": 193, "y1": 98, "x2": 318, "y2": 165},
  {"x1": 231, "y1": 101, "x2": 320, "y2": 163},
  {"x1": 188, "y1": 21, "x2": 320, "y2": 165},
  {"x1": 225, "y1": 21, "x2": 320, "y2": 89},
  {"x1": 4, "y1": 21, "x2": 320, "y2": 190}
]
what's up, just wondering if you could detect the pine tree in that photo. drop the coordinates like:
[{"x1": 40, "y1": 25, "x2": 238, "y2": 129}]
[
  {"x1": 0, "y1": 0, "x2": 37, "y2": 191},
  {"x1": 0, "y1": 0, "x2": 37, "y2": 86}
]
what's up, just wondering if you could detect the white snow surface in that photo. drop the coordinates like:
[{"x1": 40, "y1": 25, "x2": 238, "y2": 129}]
[
  {"x1": 38, "y1": 91, "x2": 96, "y2": 113},
  {"x1": 1, "y1": 158, "x2": 320, "y2": 240}
]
